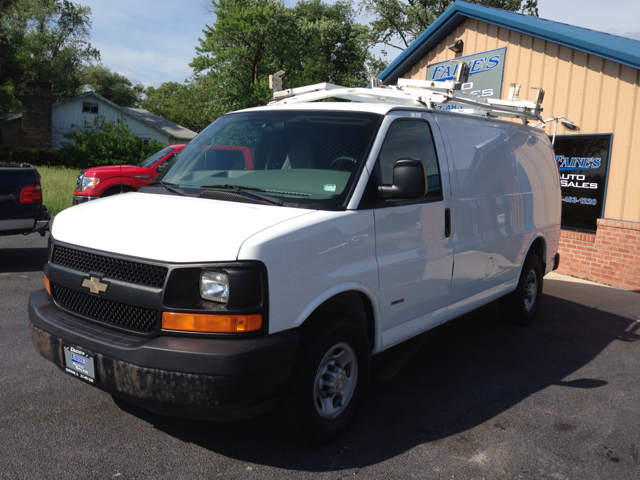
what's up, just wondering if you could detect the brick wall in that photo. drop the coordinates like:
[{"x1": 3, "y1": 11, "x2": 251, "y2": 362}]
[{"x1": 557, "y1": 218, "x2": 640, "y2": 290}]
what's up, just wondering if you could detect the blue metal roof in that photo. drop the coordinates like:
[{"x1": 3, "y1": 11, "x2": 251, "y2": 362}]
[{"x1": 378, "y1": 0, "x2": 640, "y2": 85}]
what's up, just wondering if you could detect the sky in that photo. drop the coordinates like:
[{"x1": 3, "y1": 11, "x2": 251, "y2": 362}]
[{"x1": 78, "y1": 0, "x2": 640, "y2": 90}]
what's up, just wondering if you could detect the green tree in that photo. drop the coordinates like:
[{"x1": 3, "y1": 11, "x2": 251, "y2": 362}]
[
  {"x1": 286, "y1": 0, "x2": 373, "y2": 88},
  {"x1": 0, "y1": 0, "x2": 23, "y2": 115},
  {"x1": 60, "y1": 117, "x2": 165, "y2": 168},
  {"x1": 362, "y1": 0, "x2": 538, "y2": 51},
  {"x1": 80, "y1": 64, "x2": 144, "y2": 107},
  {"x1": 192, "y1": 0, "x2": 382, "y2": 120},
  {"x1": 1, "y1": 0, "x2": 99, "y2": 104},
  {"x1": 140, "y1": 76, "x2": 211, "y2": 133},
  {"x1": 192, "y1": 0, "x2": 291, "y2": 118},
  {"x1": 0, "y1": 28, "x2": 22, "y2": 115}
]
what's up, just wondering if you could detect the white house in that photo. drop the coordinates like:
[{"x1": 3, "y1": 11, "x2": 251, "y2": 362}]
[
  {"x1": 1, "y1": 90, "x2": 197, "y2": 149},
  {"x1": 51, "y1": 92, "x2": 197, "y2": 148}
]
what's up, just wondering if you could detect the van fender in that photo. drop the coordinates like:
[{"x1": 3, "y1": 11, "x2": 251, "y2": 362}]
[
  {"x1": 515, "y1": 233, "x2": 547, "y2": 280},
  {"x1": 292, "y1": 282, "x2": 383, "y2": 353}
]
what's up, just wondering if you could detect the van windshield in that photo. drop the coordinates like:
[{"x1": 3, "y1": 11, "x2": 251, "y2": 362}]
[{"x1": 156, "y1": 110, "x2": 382, "y2": 210}]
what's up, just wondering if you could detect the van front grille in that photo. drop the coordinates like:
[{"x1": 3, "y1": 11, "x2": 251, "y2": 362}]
[
  {"x1": 52, "y1": 245, "x2": 167, "y2": 289},
  {"x1": 52, "y1": 283, "x2": 158, "y2": 334}
]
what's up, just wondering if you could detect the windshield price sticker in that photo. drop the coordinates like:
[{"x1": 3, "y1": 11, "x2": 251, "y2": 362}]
[{"x1": 63, "y1": 345, "x2": 96, "y2": 384}]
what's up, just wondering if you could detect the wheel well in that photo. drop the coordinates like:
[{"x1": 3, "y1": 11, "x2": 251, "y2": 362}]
[
  {"x1": 102, "y1": 185, "x2": 137, "y2": 197},
  {"x1": 308, "y1": 291, "x2": 375, "y2": 351},
  {"x1": 529, "y1": 237, "x2": 546, "y2": 269}
]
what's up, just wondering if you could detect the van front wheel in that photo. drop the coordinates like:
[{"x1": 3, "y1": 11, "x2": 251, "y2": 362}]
[
  {"x1": 276, "y1": 315, "x2": 370, "y2": 445},
  {"x1": 500, "y1": 254, "x2": 543, "y2": 326}
]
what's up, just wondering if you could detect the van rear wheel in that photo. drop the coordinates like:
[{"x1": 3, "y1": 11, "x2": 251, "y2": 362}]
[
  {"x1": 500, "y1": 254, "x2": 543, "y2": 326},
  {"x1": 276, "y1": 314, "x2": 370, "y2": 445}
]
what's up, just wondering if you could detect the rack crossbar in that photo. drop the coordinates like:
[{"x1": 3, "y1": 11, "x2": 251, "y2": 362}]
[{"x1": 269, "y1": 77, "x2": 545, "y2": 124}]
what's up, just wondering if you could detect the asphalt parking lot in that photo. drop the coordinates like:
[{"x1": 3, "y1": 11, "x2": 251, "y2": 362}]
[{"x1": 1, "y1": 232, "x2": 639, "y2": 479}]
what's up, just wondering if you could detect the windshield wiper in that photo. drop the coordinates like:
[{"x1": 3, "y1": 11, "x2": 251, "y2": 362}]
[
  {"x1": 201, "y1": 184, "x2": 266, "y2": 192},
  {"x1": 200, "y1": 184, "x2": 284, "y2": 206},
  {"x1": 148, "y1": 181, "x2": 186, "y2": 196}
]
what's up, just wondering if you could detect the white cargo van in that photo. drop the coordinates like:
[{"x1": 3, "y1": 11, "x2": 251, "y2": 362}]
[{"x1": 29, "y1": 81, "x2": 561, "y2": 444}]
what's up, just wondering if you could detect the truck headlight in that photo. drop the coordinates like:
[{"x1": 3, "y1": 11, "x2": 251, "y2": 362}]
[
  {"x1": 200, "y1": 271, "x2": 229, "y2": 303},
  {"x1": 81, "y1": 176, "x2": 100, "y2": 191}
]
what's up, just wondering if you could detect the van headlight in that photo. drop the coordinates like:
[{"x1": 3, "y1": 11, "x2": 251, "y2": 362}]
[
  {"x1": 200, "y1": 271, "x2": 229, "y2": 303},
  {"x1": 81, "y1": 176, "x2": 100, "y2": 191}
]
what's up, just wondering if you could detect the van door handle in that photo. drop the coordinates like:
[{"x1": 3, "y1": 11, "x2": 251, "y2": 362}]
[{"x1": 444, "y1": 208, "x2": 451, "y2": 238}]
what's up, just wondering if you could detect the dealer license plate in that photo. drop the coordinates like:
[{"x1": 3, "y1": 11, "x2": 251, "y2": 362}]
[{"x1": 63, "y1": 345, "x2": 96, "y2": 384}]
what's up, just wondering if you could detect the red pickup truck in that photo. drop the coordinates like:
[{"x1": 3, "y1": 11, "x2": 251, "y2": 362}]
[
  {"x1": 73, "y1": 144, "x2": 258, "y2": 204},
  {"x1": 72, "y1": 145, "x2": 186, "y2": 204}
]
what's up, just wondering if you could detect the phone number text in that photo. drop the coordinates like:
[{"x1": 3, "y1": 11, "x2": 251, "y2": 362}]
[{"x1": 562, "y1": 197, "x2": 597, "y2": 205}]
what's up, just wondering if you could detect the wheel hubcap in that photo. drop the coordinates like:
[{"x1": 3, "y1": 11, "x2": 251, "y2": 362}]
[
  {"x1": 524, "y1": 269, "x2": 538, "y2": 312},
  {"x1": 314, "y1": 342, "x2": 358, "y2": 419}
]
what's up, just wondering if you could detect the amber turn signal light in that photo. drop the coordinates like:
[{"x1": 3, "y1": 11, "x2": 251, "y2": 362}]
[
  {"x1": 44, "y1": 273, "x2": 51, "y2": 296},
  {"x1": 162, "y1": 312, "x2": 262, "y2": 333}
]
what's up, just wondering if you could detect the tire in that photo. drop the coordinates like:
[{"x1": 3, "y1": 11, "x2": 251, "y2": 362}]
[
  {"x1": 499, "y1": 253, "x2": 544, "y2": 326},
  {"x1": 276, "y1": 314, "x2": 370, "y2": 445}
]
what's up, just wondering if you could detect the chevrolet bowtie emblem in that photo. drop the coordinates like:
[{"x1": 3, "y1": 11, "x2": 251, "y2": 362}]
[{"x1": 81, "y1": 276, "x2": 109, "y2": 294}]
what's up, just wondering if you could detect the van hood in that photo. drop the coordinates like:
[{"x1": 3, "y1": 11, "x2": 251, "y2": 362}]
[{"x1": 52, "y1": 192, "x2": 314, "y2": 263}]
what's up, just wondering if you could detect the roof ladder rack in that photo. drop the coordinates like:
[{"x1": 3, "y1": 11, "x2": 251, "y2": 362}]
[{"x1": 268, "y1": 75, "x2": 545, "y2": 124}]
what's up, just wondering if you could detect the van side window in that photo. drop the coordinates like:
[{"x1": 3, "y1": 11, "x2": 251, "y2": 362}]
[
  {"x1": 438, "y1": 116, "x2": 516, "y2": 198},
  {"x1": 378, "y1": 119, "x2": 442, "y2": 200}
]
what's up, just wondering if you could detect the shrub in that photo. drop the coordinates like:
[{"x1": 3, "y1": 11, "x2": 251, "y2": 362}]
[
  {"x1": 0, "y1": 146, "x2": 63, "y2": 166},
  {"x1": 1, "y1": 119, "x2": 167, "y2": 169},
  {"x1": 59, "y1": 118, "x2": 166, "y2": 168}
]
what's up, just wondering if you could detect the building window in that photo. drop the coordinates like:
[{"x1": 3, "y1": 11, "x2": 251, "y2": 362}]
[
  {"x1": 82, "y1": 102, "x2": 98, "y2": 113},
  {"x1": 139, "y1": 138, "x2": 150, "y2": 145}
]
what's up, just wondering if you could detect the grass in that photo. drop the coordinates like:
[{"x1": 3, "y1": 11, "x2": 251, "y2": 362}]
[{"x1": 38, "y1": 166, "x2": 81, "y2": 216}]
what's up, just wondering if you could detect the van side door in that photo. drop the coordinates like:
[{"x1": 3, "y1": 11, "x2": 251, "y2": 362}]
[
  {"x1": 373, "y1": 114, "x2": 454, "y2": 349},
  {"x1": 434, "y1": 115, "x2": 522, "y2": 314}
]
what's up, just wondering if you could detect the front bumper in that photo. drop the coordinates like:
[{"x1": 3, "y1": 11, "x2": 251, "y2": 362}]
[{"x1": 29, "y1": 289, "x2": 300, "y2": 420}]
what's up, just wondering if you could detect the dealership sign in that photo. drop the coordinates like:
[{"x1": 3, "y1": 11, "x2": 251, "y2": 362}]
[
  {"x1": 554, "y1": 134, "x2": 612, "y2": 232},
  {"x1": 425, "y1": 47, "x2": 506, "y2": 110}
]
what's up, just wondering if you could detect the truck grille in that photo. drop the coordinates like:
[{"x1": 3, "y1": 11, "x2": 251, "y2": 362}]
[
  {"x1": 52, "y1": 283, "x2": 158, "y2": 333},
  {"x1": 52, "y1": 245, "x2": 167, "y2": 289}
]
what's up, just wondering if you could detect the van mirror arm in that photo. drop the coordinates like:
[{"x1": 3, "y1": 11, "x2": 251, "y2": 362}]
[{"x1": 378, "y1": 159, "x2": 427, "y2": 199}]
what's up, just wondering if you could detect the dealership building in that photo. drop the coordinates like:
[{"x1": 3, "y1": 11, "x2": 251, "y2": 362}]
[{"x1": 377, "y1": 1, "x2": 640, "y2": 290}]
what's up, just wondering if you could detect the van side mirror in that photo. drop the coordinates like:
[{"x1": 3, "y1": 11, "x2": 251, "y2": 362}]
[
  {"x1": 378, "y1": 159, "x2": 426, "y2": 199},
  {"x1": 156, "y1": 162, "x2": 168, "y2": 173}
]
